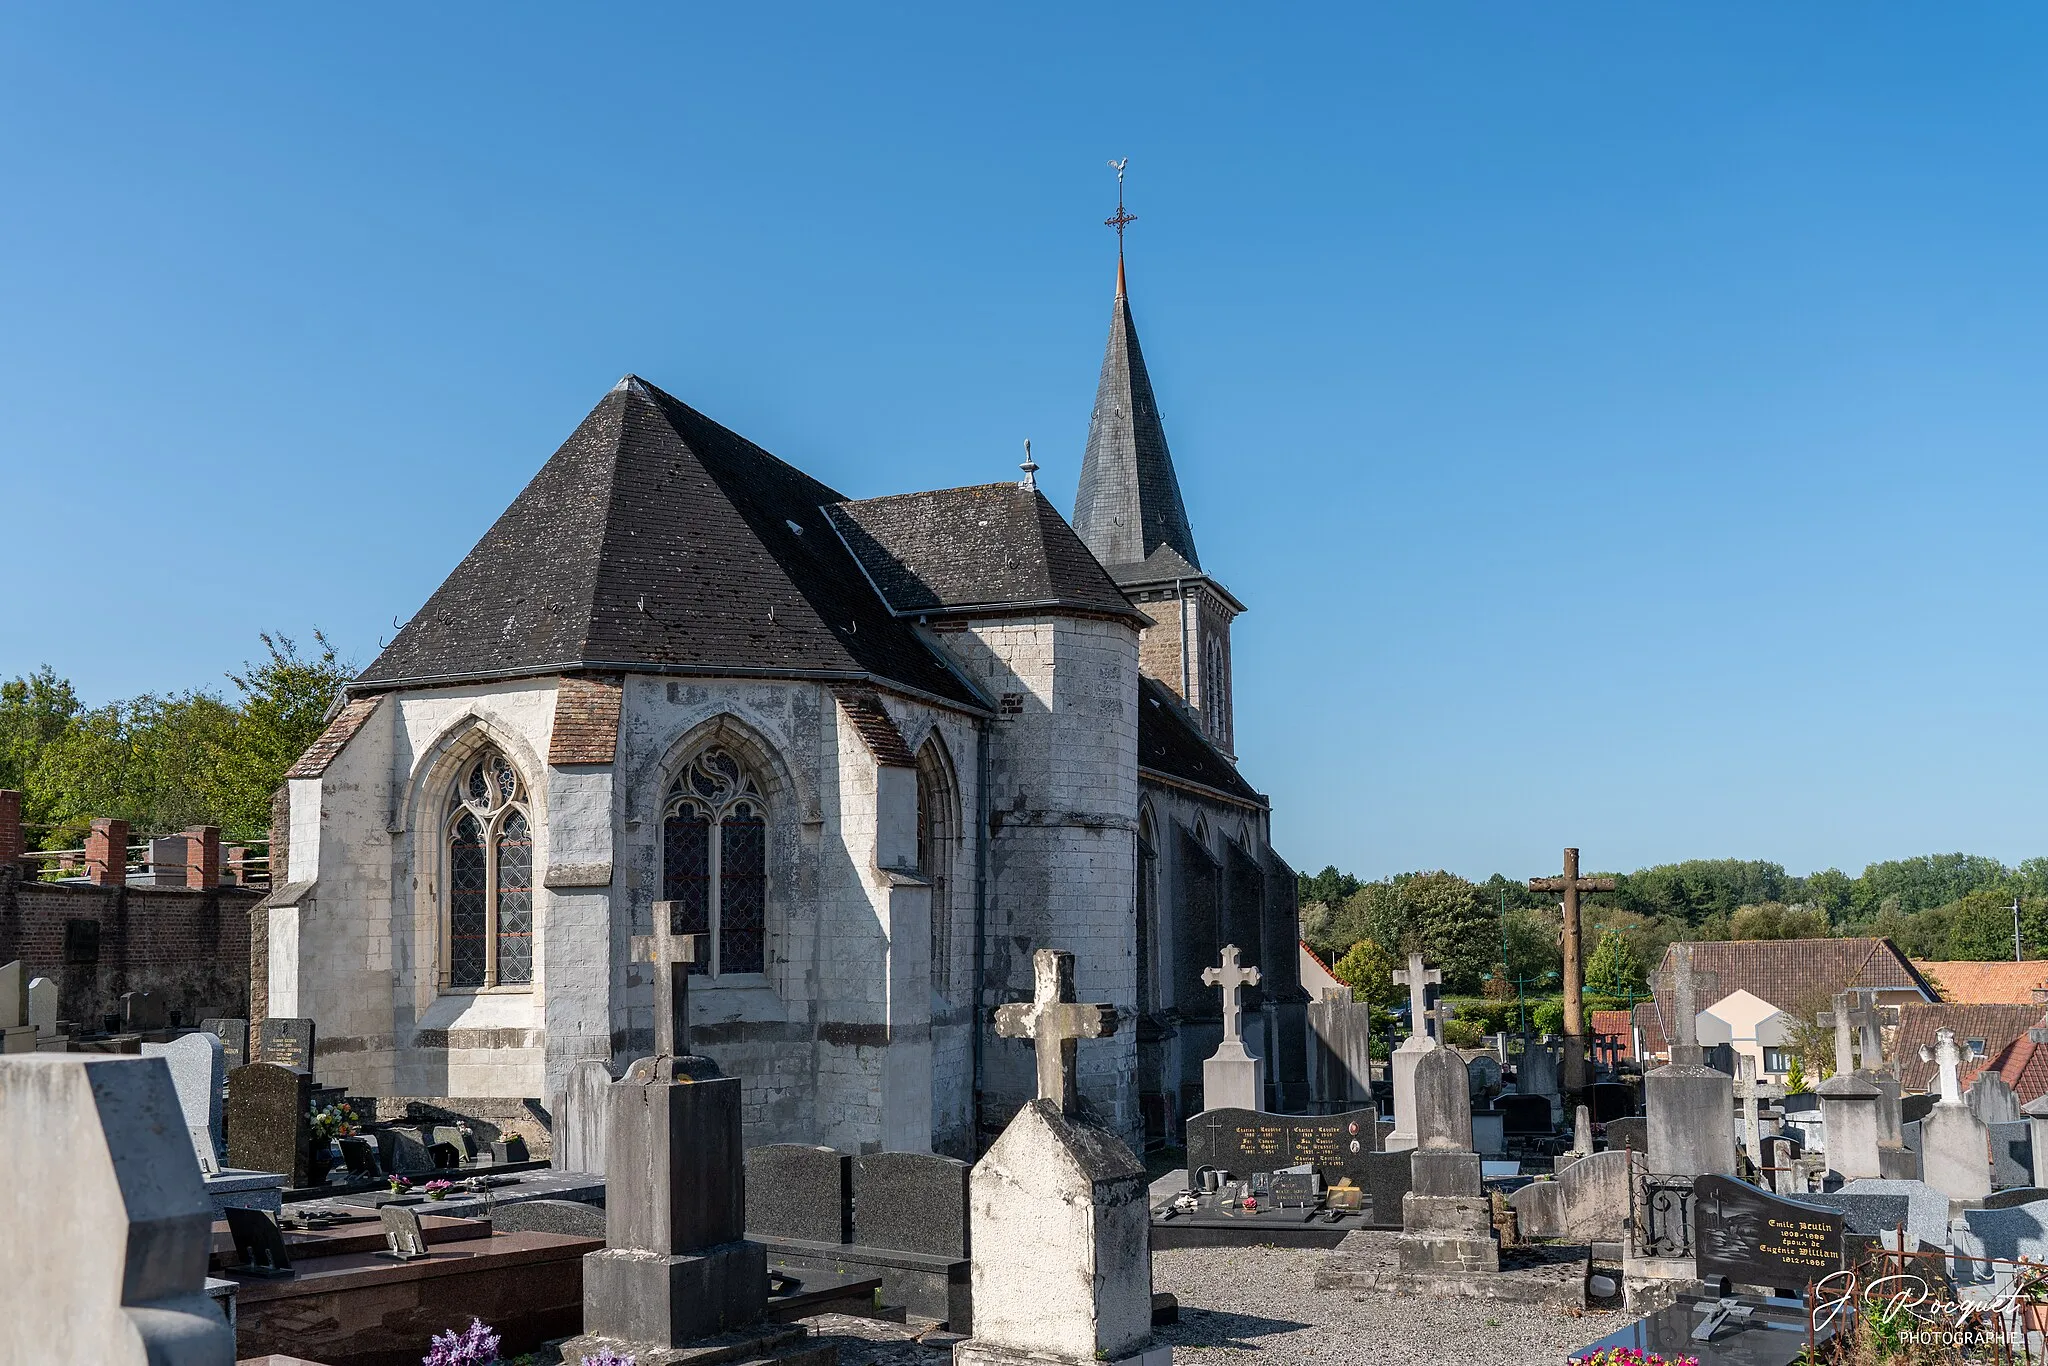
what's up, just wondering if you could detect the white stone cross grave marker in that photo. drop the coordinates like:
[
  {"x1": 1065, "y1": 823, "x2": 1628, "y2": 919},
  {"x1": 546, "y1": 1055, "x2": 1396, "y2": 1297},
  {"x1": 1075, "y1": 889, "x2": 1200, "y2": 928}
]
[
  {"x1": 1201, "y1": 944, "x2": 1259, "y2": 1044},
  {"x1": 1393, "y1": 952, "x2": 1441, "y2": 1042},
  {"x1": 995, "y1": 948, "x2": 1118, "y2": 1115}
]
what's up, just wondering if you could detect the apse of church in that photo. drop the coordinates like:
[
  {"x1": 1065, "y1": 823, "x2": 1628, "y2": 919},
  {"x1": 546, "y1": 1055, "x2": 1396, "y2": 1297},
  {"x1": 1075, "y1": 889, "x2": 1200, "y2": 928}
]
[{"x1": 263, "y1": 193, "x2": 1301, "y2": 1157}]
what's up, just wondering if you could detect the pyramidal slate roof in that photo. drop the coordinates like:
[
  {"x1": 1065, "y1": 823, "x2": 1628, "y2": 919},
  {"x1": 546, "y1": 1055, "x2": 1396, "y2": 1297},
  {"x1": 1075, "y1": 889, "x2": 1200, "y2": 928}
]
[
  {"x1": 353, "y1": 377, "x2": 980, "y2": 707},
  {"x1": 826, "y1": 482, "x2": 1144, "y2": 621},
  {"x1": 1072, "y1": 259, "x2": 1200, "y2": 573}
]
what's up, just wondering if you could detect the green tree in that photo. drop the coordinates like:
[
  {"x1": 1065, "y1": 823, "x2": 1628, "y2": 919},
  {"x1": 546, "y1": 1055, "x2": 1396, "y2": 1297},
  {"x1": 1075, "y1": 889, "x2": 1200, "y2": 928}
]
[
  {"x1": 1403, "y1": 871, "x2": 1495, "y2": 992},
  {"x1": 1330, "y1": 938, "x2": 1396, "y2": 1007},
  {"x1": 1783, "y1": 1055, "x2": 1809, "y2": 1095},
  {"x1": 1584, "y1": 928, "x2": 1646, "y2": 998},
  {"x1": 0, "y1": 666, "x2": 80, "y2": 798},
  {"x1": 1728, "y1": 901, "x2": 1830, "y2": 941},
  {"x1": 214, "y1": 632, "x2": 351, "y2": 837},
  {"x1": 1298, "y1": 865, "x2": 1362, "y2": 910}
]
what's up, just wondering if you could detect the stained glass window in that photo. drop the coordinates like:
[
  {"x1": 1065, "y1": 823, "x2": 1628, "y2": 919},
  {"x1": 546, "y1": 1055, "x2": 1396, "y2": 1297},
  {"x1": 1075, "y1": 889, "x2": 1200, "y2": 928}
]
[
  {"x1": 662, "y1": 747, "x2": 769, "y2": 976},
  {"x1": 444, "y1": 745, "x2": 531, "y2": 990}
]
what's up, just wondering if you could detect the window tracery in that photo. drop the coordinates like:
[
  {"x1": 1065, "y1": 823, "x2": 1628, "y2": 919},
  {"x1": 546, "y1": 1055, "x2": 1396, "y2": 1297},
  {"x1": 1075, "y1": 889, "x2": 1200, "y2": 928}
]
[
  {"x1": 444, "y1": 746, "x2": 532, "y2": 989},
  {"x1": 661, "y1": 746, "x2": 767, "y2": 976}
]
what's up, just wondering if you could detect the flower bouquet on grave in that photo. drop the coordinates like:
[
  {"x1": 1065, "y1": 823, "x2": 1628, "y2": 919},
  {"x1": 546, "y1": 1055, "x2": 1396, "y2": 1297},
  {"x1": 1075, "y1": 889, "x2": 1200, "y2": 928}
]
[
  {"x1": 2016, "y1": 1261, "x2": 2048, "y2": 1337},
  {"x1": 388, "y1": 1175, "x2": 414, "y2": 1196},
  {"x1": 422, "y1": 1180, "x2": 455, "y2": 1201},
  {"x1": 311, "y1": 1102, "x2": 359, "y2": 1139},
  {"x1": 1569, "y1": 1350, "x2": 1699, "y2": 1366},
  {"x1": 422, "y1": 1317, "x2": 500, "y2": 1366}
]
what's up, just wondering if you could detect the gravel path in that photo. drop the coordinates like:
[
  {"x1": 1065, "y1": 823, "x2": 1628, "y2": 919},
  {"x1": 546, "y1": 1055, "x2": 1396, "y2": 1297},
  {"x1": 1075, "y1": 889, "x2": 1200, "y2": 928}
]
[{"x1": 1153, "y1": 1237, "x2": 1621, "y2": 1366}]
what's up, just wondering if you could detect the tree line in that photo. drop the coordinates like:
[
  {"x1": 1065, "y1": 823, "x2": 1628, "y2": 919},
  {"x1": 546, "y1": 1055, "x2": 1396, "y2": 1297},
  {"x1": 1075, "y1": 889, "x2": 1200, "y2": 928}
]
[
  {"x1": 1299, "y1": 853, "x2": 2048, "y2": 1013},
  {"x1": 0, "y1": 633, "x2": 353, "y2": 849}
]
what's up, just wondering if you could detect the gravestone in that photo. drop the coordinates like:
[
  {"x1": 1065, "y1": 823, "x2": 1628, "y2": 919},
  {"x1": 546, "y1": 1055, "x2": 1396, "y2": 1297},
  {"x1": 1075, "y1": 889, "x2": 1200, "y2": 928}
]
[
  {"x1": 2027, "y1": 1091, "x2": 2048, "y2": 1189},
  {"x1": 224, "y1": 1207, "x2": 293, "y2": 1276},
  {"x1": 1588, "y1": 1081, "x2": 1635, "y2": 1122},
  {"x1": 1517, "y1": 1037, "x2": 1563, "y2": 1125},
  {"x1": 26, "y1": 975, "x2": 57, "y2": 1038},
  {"x1": 257, "y1": 1016, "x2": 315, "y2": 1070},
  {"x1": 1954, "y1": 1200, "x2": 2048, "y2": 1272},
  {"x1": 1509, "y1": 1149, "x2": 1631, "y2": 1243},
  {"x1": 225, "y1": 1062, "x2": 312, "y2": 1187},
  {"x1": 430, "y1": 1123, "x2": 472, "y2": 1157},
  {"x1": 1693, "y1": 1174, "x2": 1844, "y2": 1292},
  {"x1": 1984, "y1": 1187, "x2": 2048, "y2": 1210},
  {"x1": 374, "y1": 1124, "x2": 434, "y2": 1175},
  {"x1": 379, "y1": 1204, "x2": 430, "y2": 1261},
  {"x1": 1645, "y1": 944, "x2": 1736, "y2": 1177},
  {"x1": 1472, "y1": 1109, "x2": 1506, "y2": 1157},
  {"x1": 1497, "y1": 1093, "x2": 1552, "y2": 1136},
  {"x1": 338, "y1": 1136, "x2": 379, "y2": 1177},
  {"x1": 555, "y1": 1057, "x2": 614, "y2": 1174},
  {"x1": 494, "y1": 1197, "x2": 608, "y2": 1238},
  {"x1": 428, "y1": 1141, "x2": 463, "y2": 1170},
  {"x1": 491, "y1": 1135, "x2": 530, "y2": 1164},
  {"x1": 1386, "y1": 954, "x2": 1441, "y2": 1152},
  {"x1": 954, "y1": 949, "x2": 1156, "y2": 1366},
  {"x1": 1969, "y1": 1072, "x2": 2023, "y2": 1126},
  {"x1": 1199, "y1": 944, "x2": 1264, "y2": 1111},
  {"x1": 1604, "y1": 1116, "x2": 1648, "y2": 1152},
  {"x1": 1396, "y1": 1046, "x2": 1494, "y2": 1279},
  {"x1": 1799, "y1": 1190, "x2": 1912, "y2": 1235},
  {"x1": 143, "y1": 1030, "x2": 227, "y2": 1171},
  {"x1": 119, "y1": 990, "x2": 167, "y2": 1032},
  {"x1": 1184, "y1": 1106, "x2": 1378, "y2": 1188},
  {"x1": 1307, "y1": 989, "x2": 1375, "y2": 1108},
  {"x1": 199, "y1": 1017, "x2": 249, "y2": 1070},
  {"x1": 1836, "y1": 1178, "x2": 1951, "y2": 1251},
  {"x1": 0, "y1": 960, "x2": 34, "y2": 1053},
  {"x1": 1991, "y1": 1120, "x2": 2034, "y2": 1191},
  {"x1": 853, "y1": 1150, "x2": 971, "y2": 1258},
  {"x1": 1921, "y1": 1029, "x2": 1992, "y2": 1204},
  {"x1": 1414, "y1": 1044, "x2": 1473, "y2": 1152},
  {"x1": 1361, "y1": 1150, "x2": 1413, "y2": 1225},
  {"x1": 0, "y1": 1055, "x2": 237, "y2": 1364},
  {"x1": 746, "y1": 1144, "x2": 853, "y2": 1244},
  {"x1": 1466, "y1": 1054, "x2": 1502, "y2": 1100}
]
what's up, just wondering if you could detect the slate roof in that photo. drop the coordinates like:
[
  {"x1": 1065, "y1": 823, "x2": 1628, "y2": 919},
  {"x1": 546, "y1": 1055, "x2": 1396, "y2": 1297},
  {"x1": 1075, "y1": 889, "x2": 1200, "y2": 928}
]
[
  {"x1": 1073, "y1": 260, "x2": 1200, "y2": 573},
  {"x1": 1138, "y1": 675, "x2": 1261, "y2": 806},
  {"x1": 1648, "y1": 938, "x2": 1935, "y2": 1043},
  {"x1": 353, "y1": 377, "x2": 980, "y2": 709},
  {"x1": 826, "y1": 483, "x2": 1143, "y2": 622},
  {"x1": 1896, "y1": 1002, "x2": 2044, "y2": 1092},
  {"x1": 1911, "y1": 960, "x2": 2048, "y2": 1005}
]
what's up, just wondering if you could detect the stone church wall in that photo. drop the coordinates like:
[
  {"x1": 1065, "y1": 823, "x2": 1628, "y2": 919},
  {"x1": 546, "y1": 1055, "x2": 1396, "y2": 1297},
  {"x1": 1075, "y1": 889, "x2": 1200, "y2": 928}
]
[{"x1": 932, "y1": 614, "x2": 1142, "y2": 1144}]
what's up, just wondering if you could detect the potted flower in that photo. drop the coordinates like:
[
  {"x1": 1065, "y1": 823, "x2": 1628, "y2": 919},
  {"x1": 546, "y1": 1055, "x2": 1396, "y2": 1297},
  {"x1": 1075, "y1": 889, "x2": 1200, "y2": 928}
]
[
  {"x1": 388, "y1": 1175, "x2": 413, "y2": 1196},
  {"x1": 422, "y1": 1179, "x2": 455, "y2": 1201},
  {"x1": 305, "y1": 1102, "x2": 358, "y2": 1186},
  {"x1": 2016, "y1": 1262, "x2": 2048, "y2": 1337}
]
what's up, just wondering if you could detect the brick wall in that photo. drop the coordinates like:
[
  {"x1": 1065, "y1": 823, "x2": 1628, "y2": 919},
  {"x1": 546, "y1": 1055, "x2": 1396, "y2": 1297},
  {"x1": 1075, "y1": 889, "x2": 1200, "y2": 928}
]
[{"x1": 0, "y1": 865, "x2": 256, "y2": 1026}]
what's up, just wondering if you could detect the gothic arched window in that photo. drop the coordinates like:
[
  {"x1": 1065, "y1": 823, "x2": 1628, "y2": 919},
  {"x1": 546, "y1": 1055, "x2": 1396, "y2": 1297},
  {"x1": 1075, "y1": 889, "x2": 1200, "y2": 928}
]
[
  {"x1": 445, "y1": 746, "x2": 533, "y2": 989},
  {"x1": 662, "y1": 747, "x2": 767, "y2": 976}
]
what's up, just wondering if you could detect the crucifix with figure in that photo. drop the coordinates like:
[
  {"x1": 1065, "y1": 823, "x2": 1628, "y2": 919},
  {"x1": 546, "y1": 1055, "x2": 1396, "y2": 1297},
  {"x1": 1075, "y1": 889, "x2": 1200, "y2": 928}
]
[
  {"x1": 1530, "y1": 847, "x2": 1616, "y2": 1091},
  {"x1": 634, "y1": 902, "x2": 704, "y2": 1060},
  {"x1": 996, "y1": 948, "x2": 1119, "y2": 1115}
]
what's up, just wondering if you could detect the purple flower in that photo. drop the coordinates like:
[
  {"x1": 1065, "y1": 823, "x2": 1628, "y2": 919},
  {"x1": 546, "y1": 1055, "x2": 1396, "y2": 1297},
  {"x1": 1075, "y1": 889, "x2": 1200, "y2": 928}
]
[
  {"x1": 422, "y1": 1317, "x2": 501, "y2": 1366},
  {"x1": 580, "y1": 1351, "x2": 637, "y2": 1366}
]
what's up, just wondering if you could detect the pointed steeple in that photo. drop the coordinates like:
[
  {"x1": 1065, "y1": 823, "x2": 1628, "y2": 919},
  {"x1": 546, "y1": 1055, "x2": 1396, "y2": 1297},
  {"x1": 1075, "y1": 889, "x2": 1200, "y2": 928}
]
[{"x1": 1073, "y1": 257, "x2": 1199, "y2": 571}]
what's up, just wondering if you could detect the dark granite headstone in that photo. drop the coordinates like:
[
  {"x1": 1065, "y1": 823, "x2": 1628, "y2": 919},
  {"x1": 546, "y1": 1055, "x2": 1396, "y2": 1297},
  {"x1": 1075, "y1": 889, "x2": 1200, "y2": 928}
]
[
  {"x1": 1497, "y1": 1093, "x2": 1553, "y2": 1135},
  {"x1": 1799, "y1": 1191, "x2": 1911, "y2": 1235},
  {"x1": 1694, "y1": 1174, "x2": 1844, "y2": 1293},
  {"x1": 428, "y1": 1141, "x2": 463, "y2": 1171},
  {"x1": 257, "y1": 1017, "x2": 316, "y2": 1071},
  {"x1": 1183, "y1": 1107, "x2": 1379, "y2": 1187},
  {"x1": 226, "y1": 1062, "x2": 312, "y2": 1186},
  {"x1": 200, "y1": 1017, "x2": 249, "y2": 1070},
  {"x1": 852, "y1": 1151, "x2": 971, "y2": 1258},
  {"x1": 338, "y1": 1136, "x2": 379, "y2": 1177},
  {"x1": 746, "y1": 1143, "x2": 853, "y2": 1244},
  {"x1": 1604, "y1": 1116, "x2": 1649, "y2": 1152},
  {"x1": 225, "y1": 1207, "x2": 294, "y2": 1276},
  {"x1": 120, "y1": 991, "x2": 167, "y2": 1032},
  {"x1": 1588, "y1": 1081, "x2": 1636, "y2": 1122},
  {"x1": 1899, "y1": 1093, "x2": 1939, "y2": 1126},
  {"x1": 1360, "y1": 1149, "x2": 1412, "y2": 1225},
  {"x1": 430, "y1": 1124, "x2": 474, "y2": 1158},
  {"x1": 1986, "y1": 1187, "x2": 2048, "y2": 1210},
  {"x1": 374, "y1": 1125, "x2": 434, "y2": 1175},
  {"x1": 491, "y1": 1135, "x2": 530, "y2": 1164},
  {"x1": 492, "y1": 1197, "x2": 608, "y2": 1238}
]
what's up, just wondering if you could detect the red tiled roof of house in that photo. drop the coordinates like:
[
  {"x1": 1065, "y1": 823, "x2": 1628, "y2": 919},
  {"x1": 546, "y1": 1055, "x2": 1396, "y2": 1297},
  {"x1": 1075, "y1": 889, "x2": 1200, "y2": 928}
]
[
  {"x1": 1972, "y1": 1024, "x2": 2048, "y2": 1105},
  {"x1": 1896, "y1": 1002, "x2": 2044, "y2": 1092},
  {"x1": 1911, "y1": 960, "x2": 2048, "y2": 1005},
  {"x1": 1649, "y1": 938, "x2": 1935, "y2": 1043},
  {"x1": 1591, "y1": 1009, "x2": 1637, "y2": 1060}
]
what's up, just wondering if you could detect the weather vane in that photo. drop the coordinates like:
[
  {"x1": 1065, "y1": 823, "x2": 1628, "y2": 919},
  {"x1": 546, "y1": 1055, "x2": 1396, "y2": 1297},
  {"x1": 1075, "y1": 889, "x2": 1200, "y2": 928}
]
[{"x1": 1105, "y1": 158, "x2": 1136, "y2": 251}]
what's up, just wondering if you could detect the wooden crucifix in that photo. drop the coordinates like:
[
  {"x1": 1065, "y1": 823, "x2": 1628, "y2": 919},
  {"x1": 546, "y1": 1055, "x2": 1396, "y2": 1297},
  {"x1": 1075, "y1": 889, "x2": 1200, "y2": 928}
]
[
  {"x1": 633, "y1": 901, "x2": 703, "y2": 1059},
  {"x1": 1392, "y1": 952, "x2": 1440, "y2": 1044},
  {"x1": 995, "y1": 948, "x2": 1118, "y2": 1115},
  {"x1": 1530, "y1": 847, "x2": 1616, "y2": 1091},
  {"x1": 1201, "y1": 944, "x2": 1260, "y2": 1045}
]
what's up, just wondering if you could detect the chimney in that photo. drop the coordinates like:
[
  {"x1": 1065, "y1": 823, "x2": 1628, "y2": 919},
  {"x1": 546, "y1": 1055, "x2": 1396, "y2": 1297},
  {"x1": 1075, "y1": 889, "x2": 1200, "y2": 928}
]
[
  {"x1": 0, "y1": 790, "x2": 21, "y2": 868},
  {"x1": 182, "y1": 826, "x2": 220, "y2": 890},
  {"x1": 85, "y1": 818, "x2": 128, "y2": 887}
]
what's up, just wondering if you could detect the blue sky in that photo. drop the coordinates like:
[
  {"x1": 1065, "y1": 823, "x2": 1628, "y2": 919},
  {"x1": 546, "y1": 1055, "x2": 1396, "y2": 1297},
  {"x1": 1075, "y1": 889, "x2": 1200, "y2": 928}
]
[{"x1": 4, "y1": 7, "x2": 2047, "y2": 882}]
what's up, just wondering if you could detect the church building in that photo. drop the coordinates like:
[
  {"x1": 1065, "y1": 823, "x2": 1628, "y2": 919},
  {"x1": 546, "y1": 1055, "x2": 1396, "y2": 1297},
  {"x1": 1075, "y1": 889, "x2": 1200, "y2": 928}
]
[{"x1": 263, "y1": 241, "x2": 1304, "y2": 1156}]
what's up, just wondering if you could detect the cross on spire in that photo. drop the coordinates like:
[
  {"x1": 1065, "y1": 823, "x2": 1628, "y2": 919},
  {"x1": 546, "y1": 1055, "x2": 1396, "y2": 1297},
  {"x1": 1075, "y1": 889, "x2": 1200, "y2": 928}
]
[
  {"x1": 995, "y1": 948, "x2": 1118, "y2": 1115},
  {"x1": 1105, "y1": 158, "x2": 1137, "y2": 259},
  {"x1": 1201, "y1": 944, "x2": 1260, "y2": 1045},
  {"x1": 1392, "y1": 953, "x2": 1441, "y2": 1042}
]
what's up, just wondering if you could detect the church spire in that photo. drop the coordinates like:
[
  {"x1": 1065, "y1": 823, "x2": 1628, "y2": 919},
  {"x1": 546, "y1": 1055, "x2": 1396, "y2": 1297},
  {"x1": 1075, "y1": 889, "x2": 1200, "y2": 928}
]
[{"x1": 1073, "y1": 162, "x2": 1199, "y2": 572}]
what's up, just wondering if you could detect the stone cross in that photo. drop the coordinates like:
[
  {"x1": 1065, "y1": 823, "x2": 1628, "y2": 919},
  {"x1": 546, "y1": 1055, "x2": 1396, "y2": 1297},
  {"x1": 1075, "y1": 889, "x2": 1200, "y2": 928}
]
[
  {"x1": 1928, "y1": 1028, "x2": 1964, "y2": 1105},
  {"x1": 1668, "y1": 943, "x2": 1702, "y2": 1063},
  {"x1": 1201, "y1": 944, "x2": 1260, "y2": 1045},
  {"x1": 1529, "y1": 848, "x2": 1617, "y2": 1090},
  {"x1": 1820, "y1": 991, "x2": 1857, "y2": 1077},
  {"x1": 1393, "y1": 953, "x2": 1440, "y2": 1043},
  {"x1": 632, "y1": 907, "x2": 703, "y2": 1058},
  {"x1": 1737, "y1": 1053, "x2": 1764, "y2": 1160},
  {"x1": 1849, "y1": 990, "x2": 1888, "y2": 1073},
  {"x1": 995, "y1": 948, "x2": 1118, "y2": 1115}
]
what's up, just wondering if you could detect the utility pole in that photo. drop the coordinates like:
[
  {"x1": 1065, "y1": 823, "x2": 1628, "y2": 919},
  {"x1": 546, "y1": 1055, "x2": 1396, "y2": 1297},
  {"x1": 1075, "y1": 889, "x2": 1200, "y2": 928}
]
[{"x1": 2016, "y1": 893, "x2": 2025, "y2": 963}]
